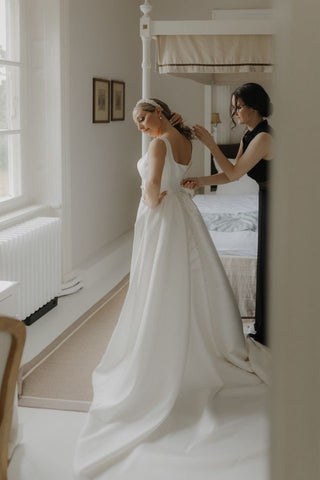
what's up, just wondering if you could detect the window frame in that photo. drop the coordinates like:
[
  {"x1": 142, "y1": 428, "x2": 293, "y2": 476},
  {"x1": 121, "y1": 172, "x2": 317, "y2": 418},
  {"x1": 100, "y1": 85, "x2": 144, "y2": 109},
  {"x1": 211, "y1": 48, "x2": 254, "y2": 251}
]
[{"x1": 0, "y1": 0, "x2": 28, "y2": 216}]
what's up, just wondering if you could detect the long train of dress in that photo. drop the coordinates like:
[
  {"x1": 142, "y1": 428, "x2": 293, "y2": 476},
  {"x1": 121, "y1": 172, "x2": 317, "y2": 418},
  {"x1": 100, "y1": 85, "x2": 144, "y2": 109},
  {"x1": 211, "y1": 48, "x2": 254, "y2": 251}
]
[{"x1": 74, "y1": 136, "x2": 270, "y2": 479}]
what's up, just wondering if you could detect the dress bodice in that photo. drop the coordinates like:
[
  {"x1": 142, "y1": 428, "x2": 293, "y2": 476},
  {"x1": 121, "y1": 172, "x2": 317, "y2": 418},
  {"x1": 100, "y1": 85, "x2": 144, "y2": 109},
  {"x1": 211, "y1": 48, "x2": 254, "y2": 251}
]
[
  {"x1": 243, "y1": 120, "x2": 272, "y2": 186},
  {"x1": 137, "y1": 136, "x2": 191, "y2": 193}
]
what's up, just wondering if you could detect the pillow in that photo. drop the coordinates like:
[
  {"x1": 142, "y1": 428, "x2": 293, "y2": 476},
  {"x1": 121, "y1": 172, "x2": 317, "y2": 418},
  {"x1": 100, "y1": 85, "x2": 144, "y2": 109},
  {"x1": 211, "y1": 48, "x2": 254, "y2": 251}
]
[{"x1": 215, "y1": 158, "x2": 259, "y2": 195}]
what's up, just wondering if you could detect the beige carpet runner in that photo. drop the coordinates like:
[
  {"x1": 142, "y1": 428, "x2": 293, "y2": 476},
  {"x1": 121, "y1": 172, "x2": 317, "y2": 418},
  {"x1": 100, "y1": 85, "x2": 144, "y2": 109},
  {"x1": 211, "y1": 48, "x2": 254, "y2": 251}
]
[
  {"x1": 18, "y1": 278, "x2": 253, "y2": 413},
  {"x1": 19, "y1": 283, "x2": 128, "y2": 412}
]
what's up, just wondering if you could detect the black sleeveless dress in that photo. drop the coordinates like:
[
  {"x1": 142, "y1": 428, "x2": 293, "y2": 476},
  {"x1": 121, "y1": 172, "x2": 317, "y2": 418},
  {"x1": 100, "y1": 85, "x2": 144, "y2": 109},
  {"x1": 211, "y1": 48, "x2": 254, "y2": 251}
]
[{"x1": 242, "y1": 119, "x2": 272, "y2": 345}]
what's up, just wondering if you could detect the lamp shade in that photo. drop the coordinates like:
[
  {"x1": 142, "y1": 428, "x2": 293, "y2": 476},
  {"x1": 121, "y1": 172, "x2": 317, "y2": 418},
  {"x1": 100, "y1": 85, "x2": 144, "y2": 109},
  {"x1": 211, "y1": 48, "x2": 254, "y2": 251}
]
[{"x1": 211, "y1": 113, "x2": 221, "y2": 124}]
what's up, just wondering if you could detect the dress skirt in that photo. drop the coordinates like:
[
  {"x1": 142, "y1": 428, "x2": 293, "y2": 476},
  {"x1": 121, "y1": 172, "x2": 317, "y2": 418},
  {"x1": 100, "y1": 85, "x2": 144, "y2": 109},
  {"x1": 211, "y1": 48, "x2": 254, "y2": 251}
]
[{"x1": 73, "y1": 190, "x2": 270, "y2": 480}]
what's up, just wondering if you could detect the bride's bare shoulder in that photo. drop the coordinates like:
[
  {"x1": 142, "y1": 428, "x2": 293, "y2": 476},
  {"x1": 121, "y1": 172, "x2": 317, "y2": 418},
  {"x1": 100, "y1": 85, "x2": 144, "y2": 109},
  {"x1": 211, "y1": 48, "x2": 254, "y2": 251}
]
[{"x1": 148, "y1": 137, "x2": 167, "y2": 161}]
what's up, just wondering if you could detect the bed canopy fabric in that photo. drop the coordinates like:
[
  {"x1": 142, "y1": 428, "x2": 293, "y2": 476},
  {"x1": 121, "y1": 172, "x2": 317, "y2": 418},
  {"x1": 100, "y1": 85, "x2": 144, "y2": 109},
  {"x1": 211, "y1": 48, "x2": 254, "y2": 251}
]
[{"x1": 156, "y1": 34, "x2": 273, "y2": 85}]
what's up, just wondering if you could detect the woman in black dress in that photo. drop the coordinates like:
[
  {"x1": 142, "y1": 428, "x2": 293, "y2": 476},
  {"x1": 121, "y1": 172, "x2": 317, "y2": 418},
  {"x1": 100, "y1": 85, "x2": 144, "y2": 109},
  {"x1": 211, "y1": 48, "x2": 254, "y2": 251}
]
[{"x1": 181, "y1": 83, "x2": 273, "y2": 346}]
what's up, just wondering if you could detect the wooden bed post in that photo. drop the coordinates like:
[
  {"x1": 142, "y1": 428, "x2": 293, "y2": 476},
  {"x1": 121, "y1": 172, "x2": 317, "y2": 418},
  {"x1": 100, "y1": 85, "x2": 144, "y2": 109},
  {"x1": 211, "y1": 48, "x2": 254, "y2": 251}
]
[{"x1": 140, "y1": 1, "x2": 153, "y2": 155}]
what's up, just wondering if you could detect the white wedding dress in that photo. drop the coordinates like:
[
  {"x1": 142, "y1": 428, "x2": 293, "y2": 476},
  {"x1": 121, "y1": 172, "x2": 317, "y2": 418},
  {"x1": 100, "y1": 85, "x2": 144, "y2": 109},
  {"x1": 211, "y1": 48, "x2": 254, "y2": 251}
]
[{"x1": 74, "y1": 136, "x2": 270, "y2": 479}]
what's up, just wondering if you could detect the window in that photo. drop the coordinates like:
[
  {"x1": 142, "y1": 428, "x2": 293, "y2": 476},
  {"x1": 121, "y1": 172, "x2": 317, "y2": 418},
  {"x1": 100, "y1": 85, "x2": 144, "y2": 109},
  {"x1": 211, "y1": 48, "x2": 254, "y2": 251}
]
[{"x1": 0, "y1": 0, "x2": 21, "y2": 206}]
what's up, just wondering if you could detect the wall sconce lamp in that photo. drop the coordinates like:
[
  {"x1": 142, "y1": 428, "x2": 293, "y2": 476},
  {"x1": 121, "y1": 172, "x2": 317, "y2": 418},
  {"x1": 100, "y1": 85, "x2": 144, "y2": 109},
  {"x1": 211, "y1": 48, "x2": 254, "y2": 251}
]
[
  {"x1": 211, "y1": 112, "x2": 221, "y2": 141},
  {"x1": 211, "y1": 112, "x2": 221, "y2": 129}
]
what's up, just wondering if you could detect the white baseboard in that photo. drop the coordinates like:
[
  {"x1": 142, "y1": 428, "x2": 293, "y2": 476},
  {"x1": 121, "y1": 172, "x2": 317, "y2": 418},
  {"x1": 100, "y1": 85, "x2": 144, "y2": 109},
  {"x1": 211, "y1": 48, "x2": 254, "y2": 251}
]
[
  {"x1": 80, "y1": 230, "x2": 133, "y2": 289},
  {"x1": 21, "y1": 229, "x2": 133, "y2": 364}
]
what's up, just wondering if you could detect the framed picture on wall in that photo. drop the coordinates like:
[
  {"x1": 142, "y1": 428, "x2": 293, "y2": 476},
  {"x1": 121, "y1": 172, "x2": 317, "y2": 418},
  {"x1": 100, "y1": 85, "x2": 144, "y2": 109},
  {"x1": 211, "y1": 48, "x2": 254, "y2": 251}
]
[
  {"x1": 93, "y1": 78, "x2": 110, "y2": 123},
  {"x1": 111, "y1": 80, "x2": 125, "y2": 121}
]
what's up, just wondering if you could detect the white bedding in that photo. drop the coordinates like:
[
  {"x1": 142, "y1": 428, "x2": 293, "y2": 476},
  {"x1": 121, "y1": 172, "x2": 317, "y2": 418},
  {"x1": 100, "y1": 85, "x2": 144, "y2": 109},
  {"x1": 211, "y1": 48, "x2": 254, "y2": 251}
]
[
  {"x1": 193, "y1": 193, "x2": 258, "y2": 317},
  {"x1": 193, "y1": 192, "x2": 258, "y2": 214},
  {"x1": 210, "y1": 230, "x2": 257, "y2": 257},
  {"x1": 193, "y1": 193, "x2": 259, "y2": 257}
]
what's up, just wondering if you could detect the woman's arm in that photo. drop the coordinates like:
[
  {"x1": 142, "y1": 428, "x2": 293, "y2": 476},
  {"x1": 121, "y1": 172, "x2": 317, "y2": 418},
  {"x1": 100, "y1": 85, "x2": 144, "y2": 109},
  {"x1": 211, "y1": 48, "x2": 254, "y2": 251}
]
[
  {"x1": 181, "y1": 172, "x2": 231, "y2": 189},
  {"x1": 194, "y1": 125, "x2": 272, "y2": 181},
  {"x1": 143, "y1": 139, "x2": 167, "y2": 208}
]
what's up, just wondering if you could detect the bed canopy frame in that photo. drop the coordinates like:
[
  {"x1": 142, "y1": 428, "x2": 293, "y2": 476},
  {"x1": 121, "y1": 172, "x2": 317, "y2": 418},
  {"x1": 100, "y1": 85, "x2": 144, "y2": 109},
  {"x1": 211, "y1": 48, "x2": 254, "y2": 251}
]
[{"x1": 139, "y1": 1, "x2": 275, "y2": 161}]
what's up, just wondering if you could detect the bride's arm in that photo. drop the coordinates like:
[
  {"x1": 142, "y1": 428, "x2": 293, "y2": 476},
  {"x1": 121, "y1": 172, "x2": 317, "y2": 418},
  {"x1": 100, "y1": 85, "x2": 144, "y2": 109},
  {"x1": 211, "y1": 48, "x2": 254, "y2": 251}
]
[{"x1": 143, "y1": 138, "x2": 167, "y2": 208}]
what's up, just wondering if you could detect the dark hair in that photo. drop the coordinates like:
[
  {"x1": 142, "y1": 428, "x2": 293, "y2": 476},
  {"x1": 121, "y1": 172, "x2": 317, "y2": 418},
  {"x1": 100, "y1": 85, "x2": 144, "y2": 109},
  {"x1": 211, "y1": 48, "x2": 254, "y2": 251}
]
[
  {"x1": 230, "y1": 83, "x2": 272, "y2": 126},
  {"x1": 133, "y1": 98, "x2": 194, "y2": 141}
]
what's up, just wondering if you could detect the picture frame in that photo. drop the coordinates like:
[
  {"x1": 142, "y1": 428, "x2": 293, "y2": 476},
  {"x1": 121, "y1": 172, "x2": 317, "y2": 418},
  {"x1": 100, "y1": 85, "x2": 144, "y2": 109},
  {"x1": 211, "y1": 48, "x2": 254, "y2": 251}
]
[
  {"x1": 111, "y1": 80, "x2": 125, "y2": 121},
  {"x1": 92, "y1": 78, "x2": 110, "y2": 123}
]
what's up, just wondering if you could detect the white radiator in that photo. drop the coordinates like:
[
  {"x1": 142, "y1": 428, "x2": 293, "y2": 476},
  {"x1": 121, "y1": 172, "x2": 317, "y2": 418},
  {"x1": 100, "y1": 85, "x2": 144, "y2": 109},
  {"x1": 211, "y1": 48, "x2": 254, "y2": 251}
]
[{"x1": 0, "y1": 217, "x2": 61, "y2": 321}]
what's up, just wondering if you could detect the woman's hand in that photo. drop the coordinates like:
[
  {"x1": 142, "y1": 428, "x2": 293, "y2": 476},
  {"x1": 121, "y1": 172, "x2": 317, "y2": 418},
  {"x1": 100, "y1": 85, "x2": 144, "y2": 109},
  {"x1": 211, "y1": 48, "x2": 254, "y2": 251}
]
[
  {"x1": 181, "y1": 178, "x2": 201, "y2": 190},
  {"x1": 143, "y1": 190, "x2": 167, "y2": 208},
  {"x1": 170, "y1": 112, "x2": 184, "y2": 127},
  {"x1": 193, "y1": 124, "x2": 216, "y2": 150},
  {"x1": 158, "y1": 191, "x2": 167, "y2": 204}
]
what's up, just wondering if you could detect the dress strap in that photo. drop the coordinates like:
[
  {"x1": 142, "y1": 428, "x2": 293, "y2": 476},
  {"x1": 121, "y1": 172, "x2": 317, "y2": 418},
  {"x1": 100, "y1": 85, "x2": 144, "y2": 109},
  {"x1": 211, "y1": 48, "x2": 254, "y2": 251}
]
[
  {"x1": 159, "y1": 135, "x2": 169, "y2": 150},
  {"x1": 158, "y1": 136, "x2": 172, "y2": 162}
]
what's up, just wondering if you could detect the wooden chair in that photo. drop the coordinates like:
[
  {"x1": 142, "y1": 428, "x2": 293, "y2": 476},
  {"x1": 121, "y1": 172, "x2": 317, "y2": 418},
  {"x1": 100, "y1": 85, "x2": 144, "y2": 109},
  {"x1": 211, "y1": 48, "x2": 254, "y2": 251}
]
[{"x1": 0, "y1": 317, "x2": 26, "y2": 480}]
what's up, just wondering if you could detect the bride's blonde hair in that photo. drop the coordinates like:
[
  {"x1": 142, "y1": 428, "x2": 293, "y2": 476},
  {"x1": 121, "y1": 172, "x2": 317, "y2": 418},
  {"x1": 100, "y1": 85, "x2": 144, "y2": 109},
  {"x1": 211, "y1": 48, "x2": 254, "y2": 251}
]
[{"x1": 133, "y1": 98, "x2": 194, "y2": 141}]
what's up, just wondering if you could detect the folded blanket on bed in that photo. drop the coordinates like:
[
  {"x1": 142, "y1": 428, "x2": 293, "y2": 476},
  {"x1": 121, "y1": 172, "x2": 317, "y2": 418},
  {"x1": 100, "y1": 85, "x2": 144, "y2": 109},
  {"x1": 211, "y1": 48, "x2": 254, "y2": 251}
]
[{"x1": 202, "y1": 211, "x2": 258, "y2": 232}]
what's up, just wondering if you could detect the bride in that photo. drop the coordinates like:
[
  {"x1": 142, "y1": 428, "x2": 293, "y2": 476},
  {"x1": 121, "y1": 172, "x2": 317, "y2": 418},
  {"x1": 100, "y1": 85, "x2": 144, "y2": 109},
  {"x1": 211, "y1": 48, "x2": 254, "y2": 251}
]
[{"x1": 74, "y1": 98, "x2": 270, "y2": 480}]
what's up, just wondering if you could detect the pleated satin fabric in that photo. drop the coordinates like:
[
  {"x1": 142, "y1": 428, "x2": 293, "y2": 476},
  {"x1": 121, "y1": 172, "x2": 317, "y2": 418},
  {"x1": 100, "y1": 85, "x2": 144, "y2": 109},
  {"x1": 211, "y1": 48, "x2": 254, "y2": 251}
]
[{"x1": 73, "y1": 136, "x2": 270, "y2": 479}]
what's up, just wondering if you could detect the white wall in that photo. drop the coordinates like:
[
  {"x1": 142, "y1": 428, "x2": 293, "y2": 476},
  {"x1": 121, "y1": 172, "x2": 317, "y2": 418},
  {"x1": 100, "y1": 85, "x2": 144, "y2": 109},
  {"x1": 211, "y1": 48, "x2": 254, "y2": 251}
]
[
  {"x1": 67, "y1": 0, "x2": 142, "y2": 269},
  {"x1": 270, "y1": 1, "x2": 320, "y2": 478}
]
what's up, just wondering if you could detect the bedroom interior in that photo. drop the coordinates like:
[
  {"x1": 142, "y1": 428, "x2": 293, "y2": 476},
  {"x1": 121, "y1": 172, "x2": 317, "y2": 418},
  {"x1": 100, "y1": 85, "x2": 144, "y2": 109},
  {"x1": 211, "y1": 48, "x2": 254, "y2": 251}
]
[{"x1": 0, "y1": 0, "x2": 319, "y2": 479}]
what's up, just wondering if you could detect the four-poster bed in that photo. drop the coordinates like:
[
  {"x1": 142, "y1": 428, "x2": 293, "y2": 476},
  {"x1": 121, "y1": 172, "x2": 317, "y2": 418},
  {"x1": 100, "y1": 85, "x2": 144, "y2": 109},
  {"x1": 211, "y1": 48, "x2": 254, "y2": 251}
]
[{"x1": 139, "y1": 1, "x2": 274, "y2": 319}]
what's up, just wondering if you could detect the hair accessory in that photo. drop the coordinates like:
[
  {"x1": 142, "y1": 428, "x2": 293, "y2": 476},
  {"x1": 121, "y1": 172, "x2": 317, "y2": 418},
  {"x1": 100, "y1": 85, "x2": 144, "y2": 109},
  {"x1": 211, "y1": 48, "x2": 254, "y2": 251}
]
[{"x1": 136, "y1": 98, "x2": 162, "y2": 109}]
